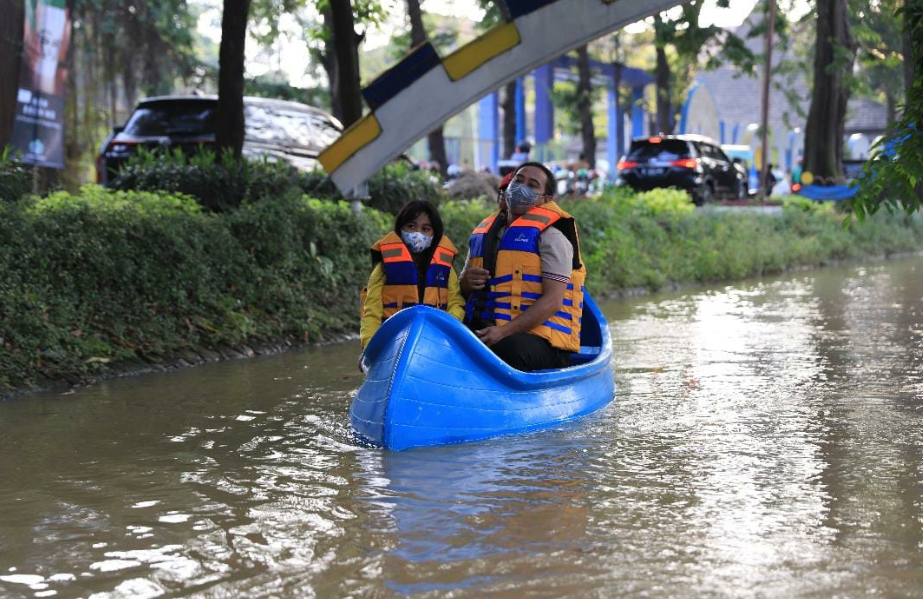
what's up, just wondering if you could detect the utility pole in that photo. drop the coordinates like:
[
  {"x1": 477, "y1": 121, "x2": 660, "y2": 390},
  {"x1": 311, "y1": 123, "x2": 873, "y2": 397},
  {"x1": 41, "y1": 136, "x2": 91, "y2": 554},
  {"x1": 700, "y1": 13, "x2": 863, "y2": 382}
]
[{"x1": 759, "y1": 0, "x2": 777, "y2": 201}]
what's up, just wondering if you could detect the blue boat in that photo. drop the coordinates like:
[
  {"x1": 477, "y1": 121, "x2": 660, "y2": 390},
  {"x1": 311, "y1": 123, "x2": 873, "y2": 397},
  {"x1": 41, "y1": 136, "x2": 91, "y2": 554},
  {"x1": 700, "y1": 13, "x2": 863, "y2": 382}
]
[{"x1": 350, "y1": 292, "x2": 615, "y2": 451}]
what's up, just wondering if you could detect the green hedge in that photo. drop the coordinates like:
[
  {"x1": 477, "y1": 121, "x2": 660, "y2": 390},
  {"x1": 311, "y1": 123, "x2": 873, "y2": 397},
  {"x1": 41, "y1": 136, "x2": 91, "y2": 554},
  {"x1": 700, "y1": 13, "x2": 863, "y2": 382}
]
[
  {"x1": 2, "y1": 185, "x2": 922, "y2": 391},
  {"x1": 0, "y1": 149, "x2": 32, "y2": 202},
  {"x1": 110, "y1": 150, "x2": 444, "y2": 214},
  {"x1": 0, "y1": 186, "x2": 388, "y2": 389},
  {"x1": 438, "y1": 189, "x2": 923, "y2": 294}
]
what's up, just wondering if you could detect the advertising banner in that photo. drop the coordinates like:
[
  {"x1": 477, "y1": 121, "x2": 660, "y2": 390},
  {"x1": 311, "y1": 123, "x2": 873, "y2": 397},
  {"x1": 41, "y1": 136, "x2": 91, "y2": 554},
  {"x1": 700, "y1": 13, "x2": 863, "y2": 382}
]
[{"x1": 9, "y1": 0, "x2": 71, "y2": 169}]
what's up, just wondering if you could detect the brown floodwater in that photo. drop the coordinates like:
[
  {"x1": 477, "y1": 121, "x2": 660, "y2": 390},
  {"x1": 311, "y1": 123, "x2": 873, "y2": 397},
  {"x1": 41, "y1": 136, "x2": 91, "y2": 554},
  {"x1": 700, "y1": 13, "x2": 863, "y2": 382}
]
[{"x1": 2, "y1": 256, "x2": 923, "y2": 598}]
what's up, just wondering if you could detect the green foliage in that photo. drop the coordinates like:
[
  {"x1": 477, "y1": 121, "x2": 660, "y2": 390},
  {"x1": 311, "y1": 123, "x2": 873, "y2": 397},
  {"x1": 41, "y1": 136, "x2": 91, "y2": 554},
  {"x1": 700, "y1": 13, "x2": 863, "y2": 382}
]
[
  {"x1": 852, "y1": 2, "x2": 923, "y2": 218},
  {"x1": 0, "y1": 148, "x2": 32, "y2": 203},
  {"x1": 245, "y1": 74, "x2": 331, "y2": 110},
  {"x1": 633, "y1": 188, "x2": 696, "y2": 217},
  {"x1": 3, "y1": 183, "x2": 922, "y2": 392},
  {"x1": 275, "y1": 161, "x2": 445, "y2": 215},
  {"x1": 0, "y1": 186, "x2": 388, "y2": 390},
  {"x1": 109, "y1": 147, "x2": 300, "y2": 212},
  {"x1": 365, "y1": 161, "x2": 444, "y2": 214},
  {"x1": 111, "y1": 150, "x2": 444, "y2": 215},
  {"x1": 439, "y1": 198, "x2": 495, "y2": 257}
]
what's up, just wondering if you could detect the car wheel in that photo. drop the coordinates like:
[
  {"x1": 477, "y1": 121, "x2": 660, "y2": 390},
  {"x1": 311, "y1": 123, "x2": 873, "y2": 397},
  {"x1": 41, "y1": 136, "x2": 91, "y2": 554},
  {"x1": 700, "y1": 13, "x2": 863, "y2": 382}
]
[{"x1": 694, "y1": 183, "x2": 713, "y2": 206}]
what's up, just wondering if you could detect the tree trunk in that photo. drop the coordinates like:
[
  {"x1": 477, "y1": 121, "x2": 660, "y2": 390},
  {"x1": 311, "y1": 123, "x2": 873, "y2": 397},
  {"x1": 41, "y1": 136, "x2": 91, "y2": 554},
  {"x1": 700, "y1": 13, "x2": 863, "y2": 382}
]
[
  {"x1": 215, "y1": 0, "x2": 251, "y2": 158},
  {"x1": 655, "y1": 45, "x2": 673, "y2": 135},
  {"x1": 329, "y1": 0, "x2": 363, "y2": 128},
  {"x1": 886, "y1": 90, "x2": 897, "y2": 125},
  {"x1": 502, "y1": 82, "x2": 517, "y2": 159},
  {"x1": 904, "y1": 17, "x2": 914, "y2": 100},
  {"x1": 406, "y1": 0, "x2": 447, "y2": 174},
  {"x1": 576, "y1": 45, "x2": 596, "y2": 169},
  {"x1": 317, "y1": 8, "x2": 341, "y2": 122},
  {"x1": 803, "y1": 0, "x2": 856, "y2": 182},
  {"x1": 0, "y1": 0, "x2": 25, "y2": 149}
]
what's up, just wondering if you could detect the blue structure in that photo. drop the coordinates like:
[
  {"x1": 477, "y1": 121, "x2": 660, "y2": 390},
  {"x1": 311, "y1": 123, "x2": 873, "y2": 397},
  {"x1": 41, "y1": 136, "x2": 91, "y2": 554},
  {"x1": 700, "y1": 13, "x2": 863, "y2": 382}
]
[
  {"x1": 351, "y1": 294, "x2": 615, "y2": 451},
  {"x1": 476, "y1": 57, "x2": 653, "y2": 177},
  {"x1": 478, "y1": 93, "x2": 500, "y2": 174}
]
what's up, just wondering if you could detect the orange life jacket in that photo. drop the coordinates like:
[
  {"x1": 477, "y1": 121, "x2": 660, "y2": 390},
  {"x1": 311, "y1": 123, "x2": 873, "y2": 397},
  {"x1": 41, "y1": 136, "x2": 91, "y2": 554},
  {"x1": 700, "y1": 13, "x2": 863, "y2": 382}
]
[
  {"x1": 465, "y1": 202, "x2": 586, "y2": 352},
  {"x1": 369, "y1": 231, "x2": 457, "y2": 320}
]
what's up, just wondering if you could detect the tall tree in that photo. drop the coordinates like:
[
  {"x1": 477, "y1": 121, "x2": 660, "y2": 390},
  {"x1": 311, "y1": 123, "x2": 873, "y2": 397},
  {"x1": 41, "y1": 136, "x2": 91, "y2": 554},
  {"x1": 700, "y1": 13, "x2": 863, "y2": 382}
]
[
  {"x1": 406, "y1": 0, "x2": 448, "y2": 175},
  {"x1": 575, "y1": 45, "x2": 596, "y2": 169},
  {"x1": 0, "y1": 0, "x2": 24, "y2": 149},
  {"x1": 651, "y1": 0, "x2": 756, "y2": 135},
  {"x1": 803, "y1": 0, "x2": 856, "y2": 182},
  {"x1": 853, "y1": 0, "x2": 923, "y2": 217},
  {"x1": 215, "y1": 0, "x2": 251, "y2": 157},
  {"x1": 496, "y1": 2, "x2": 518, "y2": 159},
  {"x1": 653, "y1": 22, "x2": 673, "y2": 135},
  {"x1": 328, "y1": 0, "x2": 364, "y2": 127},
  {"x1": 853, "y1": 0, "x2": 905, "y2": 123},
  {"x1": 473, "y1": 0, "x2": 517, "y2": 158},
  {"x1": 904, "y1": 3, "x2": 917, "y2": 97},
  {"x1": 305, "y1": 1, "x2": 383, "y2": 123}
]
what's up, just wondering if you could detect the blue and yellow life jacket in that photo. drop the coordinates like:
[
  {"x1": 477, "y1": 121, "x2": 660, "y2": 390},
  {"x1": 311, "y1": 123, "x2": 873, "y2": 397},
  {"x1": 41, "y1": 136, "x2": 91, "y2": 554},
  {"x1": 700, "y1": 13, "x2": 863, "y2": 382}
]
[
  {"x1": 465, "y1": 202, "x2": 586, "y2": 352},
  {"x1": 370, "y1": 232, "x2": 458, "y2": 321}
]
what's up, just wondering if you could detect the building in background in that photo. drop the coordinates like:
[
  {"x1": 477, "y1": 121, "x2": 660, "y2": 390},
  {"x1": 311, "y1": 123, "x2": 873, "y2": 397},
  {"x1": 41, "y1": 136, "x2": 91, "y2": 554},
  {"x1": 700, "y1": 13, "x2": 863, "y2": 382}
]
[{"x1": 679, "y1": 8, "x2": 890, "y2": 175}]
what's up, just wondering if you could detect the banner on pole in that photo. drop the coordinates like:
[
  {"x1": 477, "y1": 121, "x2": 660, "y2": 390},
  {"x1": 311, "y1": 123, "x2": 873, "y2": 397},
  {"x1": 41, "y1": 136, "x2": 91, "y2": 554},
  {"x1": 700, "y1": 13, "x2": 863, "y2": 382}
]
[{"x1": 10, "y1": 0, "x2": 71, "y2": 169}]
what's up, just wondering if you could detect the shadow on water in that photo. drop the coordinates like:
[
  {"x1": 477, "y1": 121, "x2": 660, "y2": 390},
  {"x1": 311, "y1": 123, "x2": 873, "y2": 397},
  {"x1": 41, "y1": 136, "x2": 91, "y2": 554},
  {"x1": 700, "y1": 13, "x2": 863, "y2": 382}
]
[{"x1": 352, "y1": 429, "x2": 600, "y2": 597}]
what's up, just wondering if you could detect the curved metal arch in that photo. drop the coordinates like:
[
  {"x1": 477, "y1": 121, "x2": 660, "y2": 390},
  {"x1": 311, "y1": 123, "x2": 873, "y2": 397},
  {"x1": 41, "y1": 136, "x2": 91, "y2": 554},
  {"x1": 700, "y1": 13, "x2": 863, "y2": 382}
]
[{"x1": 320, "y1": 0, "x2": 687, "y2": 195}]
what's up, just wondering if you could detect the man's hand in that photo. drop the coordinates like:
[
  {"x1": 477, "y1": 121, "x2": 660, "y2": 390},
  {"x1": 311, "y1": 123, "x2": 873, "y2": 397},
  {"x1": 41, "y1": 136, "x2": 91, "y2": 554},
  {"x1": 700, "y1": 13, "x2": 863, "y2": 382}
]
[
  {"x1": 476, "y1": 325, "x2": 510, "y2": 347},
  {"x1": 460, "y1": 266, "x2": 490, "y2": 296}
]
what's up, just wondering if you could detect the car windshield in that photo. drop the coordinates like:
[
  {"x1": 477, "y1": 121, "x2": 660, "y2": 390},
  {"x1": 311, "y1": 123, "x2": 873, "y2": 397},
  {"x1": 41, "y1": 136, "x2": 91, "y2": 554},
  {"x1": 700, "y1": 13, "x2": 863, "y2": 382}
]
[
  {"x1": 244, "y1": 104, "x2": 341, "y2": 151},
  {"x1": 123, "y1": 101, "x2": 215, "y2": 137},
  {"x1": 628, "y1": 139, "x2": 691, "y2": 161}
]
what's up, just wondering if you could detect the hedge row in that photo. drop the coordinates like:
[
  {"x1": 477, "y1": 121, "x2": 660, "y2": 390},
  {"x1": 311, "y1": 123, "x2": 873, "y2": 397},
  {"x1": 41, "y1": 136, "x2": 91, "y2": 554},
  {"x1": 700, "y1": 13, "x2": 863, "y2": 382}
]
[
  {"x1": 2, "y1": 183, "x2": 923, "y2": 392},
  {"x1": 109, "y1": 149, "x2": 443, "y2": 214},
  {"x1": 0, "y1": 187, "x2": 389, "y2": 389}
]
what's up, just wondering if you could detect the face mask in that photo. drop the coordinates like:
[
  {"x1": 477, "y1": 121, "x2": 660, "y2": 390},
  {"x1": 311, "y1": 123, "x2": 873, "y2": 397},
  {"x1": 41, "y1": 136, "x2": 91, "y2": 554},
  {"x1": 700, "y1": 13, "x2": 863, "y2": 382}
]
[
  {"x1": 505, "y1": 182, "x2": 541, "y2": 210},
  {"x1": 401, "y1": 230, "x2": 433, "y2": 253}
]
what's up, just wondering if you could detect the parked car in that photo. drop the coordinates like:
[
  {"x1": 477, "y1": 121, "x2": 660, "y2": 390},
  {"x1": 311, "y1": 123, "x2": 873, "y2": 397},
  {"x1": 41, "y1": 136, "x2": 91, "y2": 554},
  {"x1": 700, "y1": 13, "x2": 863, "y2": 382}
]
[
  {"x1": 721, "y1": 144, "x2": 758, "y2": 196},
  {"x1": 96, "y1": 95, "x2": 343, "y2": 184},
  {"x1": 616, "y1": 135, "x2": 747, "y2": 205}
]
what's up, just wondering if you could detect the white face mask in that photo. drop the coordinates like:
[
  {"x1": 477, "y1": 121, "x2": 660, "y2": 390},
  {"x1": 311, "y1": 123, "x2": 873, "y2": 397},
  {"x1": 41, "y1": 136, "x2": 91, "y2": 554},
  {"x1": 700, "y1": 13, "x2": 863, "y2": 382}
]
[{"x1": 401, "y1": 230, "x2": 433, "y2": 253}]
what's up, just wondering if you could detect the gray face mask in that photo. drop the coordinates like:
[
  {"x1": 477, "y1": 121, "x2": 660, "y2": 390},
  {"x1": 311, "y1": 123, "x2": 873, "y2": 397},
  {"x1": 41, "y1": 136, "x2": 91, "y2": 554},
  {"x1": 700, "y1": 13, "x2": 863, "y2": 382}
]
[{"x1": 505, "y1": 182, "x2": 541, "y2": 210}]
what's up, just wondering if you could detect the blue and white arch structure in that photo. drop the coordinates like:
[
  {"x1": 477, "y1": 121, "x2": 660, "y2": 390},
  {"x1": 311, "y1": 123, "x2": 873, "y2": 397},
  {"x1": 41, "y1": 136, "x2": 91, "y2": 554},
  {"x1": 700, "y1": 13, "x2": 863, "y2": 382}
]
[{"x1": 319, "y1": 0, "x2": 687, "y2": 195}]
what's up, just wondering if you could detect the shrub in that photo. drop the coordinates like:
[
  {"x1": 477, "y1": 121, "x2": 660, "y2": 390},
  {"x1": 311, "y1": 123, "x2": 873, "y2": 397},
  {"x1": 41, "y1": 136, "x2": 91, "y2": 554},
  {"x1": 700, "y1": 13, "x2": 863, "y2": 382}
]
[
  {"x1": 634, "y1": 188, "x2": 696, "y2": 217},
  {"x1": 0, "y1": 148, "x2": 32, "y2": 202},
  {"x1": 3, "y1": 183, "x2": 923, "y2": 392},
  {"x1": 444, "y1": 171, "x2": 501, "y2": 201},
  {"x1": 111, "y1": 149, "x2": 444, "y2": 214},
  {"x1": 109, "y1": 147, "x2": 305, "y2": 212},
  {"x1": 0, "y1": 186, "x2": 389, "y2": 389}
]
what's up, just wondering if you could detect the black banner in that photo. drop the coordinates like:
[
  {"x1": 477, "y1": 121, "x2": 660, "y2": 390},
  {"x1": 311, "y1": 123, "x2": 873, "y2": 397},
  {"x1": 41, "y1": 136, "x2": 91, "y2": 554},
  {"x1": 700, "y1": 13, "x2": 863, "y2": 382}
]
[{"x1": 10, "y1": 0, "x2": 71, "y2": 169}]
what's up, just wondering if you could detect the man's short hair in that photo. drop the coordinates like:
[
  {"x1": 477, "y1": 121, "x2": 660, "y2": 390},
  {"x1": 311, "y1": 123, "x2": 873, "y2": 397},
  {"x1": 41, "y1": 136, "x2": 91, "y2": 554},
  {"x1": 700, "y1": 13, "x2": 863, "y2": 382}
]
[{"x1": 515, "y1": 161, "x2": 556, "y2": 197}]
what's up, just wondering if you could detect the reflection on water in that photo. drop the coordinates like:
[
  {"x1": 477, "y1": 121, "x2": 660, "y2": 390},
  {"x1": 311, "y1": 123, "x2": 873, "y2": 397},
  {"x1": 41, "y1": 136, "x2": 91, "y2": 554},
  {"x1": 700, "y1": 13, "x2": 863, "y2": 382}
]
[{"x1": 1, "y1": 257, "x2": 923, "y2": 598}]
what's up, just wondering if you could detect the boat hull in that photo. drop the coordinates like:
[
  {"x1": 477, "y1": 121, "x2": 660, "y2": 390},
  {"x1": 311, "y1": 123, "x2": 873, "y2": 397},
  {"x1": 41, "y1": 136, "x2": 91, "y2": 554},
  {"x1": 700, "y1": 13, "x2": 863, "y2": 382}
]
[{"x1": 351, "y1": 293, "x2": 615, "y2": 450}]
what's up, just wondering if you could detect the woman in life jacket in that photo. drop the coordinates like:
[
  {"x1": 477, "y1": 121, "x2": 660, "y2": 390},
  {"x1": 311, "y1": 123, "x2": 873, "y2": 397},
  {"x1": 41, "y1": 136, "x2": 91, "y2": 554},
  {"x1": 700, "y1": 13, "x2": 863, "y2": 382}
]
[{"x1": 360, "y1": 200, "x2": 465, "y2": 350}]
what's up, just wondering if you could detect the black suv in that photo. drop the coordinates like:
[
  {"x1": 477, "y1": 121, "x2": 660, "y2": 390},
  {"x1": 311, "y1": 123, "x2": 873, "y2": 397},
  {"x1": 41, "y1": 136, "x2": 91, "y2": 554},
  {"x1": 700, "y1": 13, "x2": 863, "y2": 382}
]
[
  {"x1": 96, "y1": 95, "x2": 343, "y2": 184},
  {"x1": 616, "y1": 135, "x2": 747, "y2": 205}
]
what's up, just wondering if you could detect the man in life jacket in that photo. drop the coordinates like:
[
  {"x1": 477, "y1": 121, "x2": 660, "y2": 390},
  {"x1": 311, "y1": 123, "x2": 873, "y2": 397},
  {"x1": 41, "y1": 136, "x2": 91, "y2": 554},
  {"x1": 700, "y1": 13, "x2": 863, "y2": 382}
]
[{"x1": 460, "y1": 162, "x2": 586, "y2": 371}]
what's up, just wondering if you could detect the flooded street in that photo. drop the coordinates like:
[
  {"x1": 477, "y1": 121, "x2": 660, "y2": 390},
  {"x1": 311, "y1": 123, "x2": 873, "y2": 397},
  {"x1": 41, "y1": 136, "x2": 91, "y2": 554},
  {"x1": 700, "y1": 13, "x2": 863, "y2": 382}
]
[{"x1": 2, "y1": 256, "x2": 923, "y2": 598}]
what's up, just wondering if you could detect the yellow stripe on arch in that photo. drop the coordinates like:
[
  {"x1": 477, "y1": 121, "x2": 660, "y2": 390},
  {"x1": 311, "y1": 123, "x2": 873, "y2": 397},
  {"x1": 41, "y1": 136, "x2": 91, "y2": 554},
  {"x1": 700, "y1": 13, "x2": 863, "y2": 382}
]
[
  {"x1": 318, "y1": 114, "x2": 383, "y2": 174},
  {"x1": 443, "y1": 23, "x2": 521, "y2": 81}
]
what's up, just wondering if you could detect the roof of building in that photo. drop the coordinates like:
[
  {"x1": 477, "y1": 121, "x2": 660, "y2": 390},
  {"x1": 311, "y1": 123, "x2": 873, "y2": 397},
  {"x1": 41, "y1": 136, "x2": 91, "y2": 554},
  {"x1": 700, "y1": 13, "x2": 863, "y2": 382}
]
[{"x1": 695, "y1": 8, "x2": 890, "y2": 137}]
